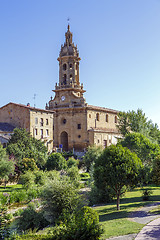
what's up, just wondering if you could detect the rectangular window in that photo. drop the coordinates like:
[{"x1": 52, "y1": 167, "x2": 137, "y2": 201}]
[
  {"x1": 46, "y1": 129, "x2": 49, "y2": 136},
  {"x1": 77, "y1": 124, "x2": 81, "y2": 129},
  {"x1": 46, "y1": 119, "x2": 49, "y2": 125},
  {"x1": 41, "y1": 129, "x2": 43, "y2": 139},
  {"x1": 35, "y1": 129, "x2": 38, "y2": 136},
  {"x1": 104, "y1": 140, "x2": 107, "y2": 147},
  {"x1": 40, "y1": 118, "x2": 43, "y2": 126},
  {"x1": 35, "y1": 118, "x2": 38, "y2": 125}
]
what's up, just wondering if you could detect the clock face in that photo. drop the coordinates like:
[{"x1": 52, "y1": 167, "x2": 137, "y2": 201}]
[{"x1": 61, "y1": 96, "x2": 65, "y2": 101}]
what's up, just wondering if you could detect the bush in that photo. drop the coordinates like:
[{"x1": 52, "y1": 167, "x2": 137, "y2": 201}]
[
  {"x1": 45, "y1": 153, "x2": 67, "y2": 171},
  {"x1": 48, "y1": 206, "x2": 103, "y2": 240},
  {"x1": 16, "y1": 202, "x2": 49, "y2": 232},
  {"x1": 19, "y1": 171, "x2": 35, "y2": 189},
  {"x1": 142, "y1": 188, "x2": 153, "y2": 201},
  {"x1": 66, "y1": 166, "x2": 80, "y2": 188},
  {"x1": 34, "y1": 171, "x2": 46, "y2": 186},
  {"x1": 41, "y1": 177, "x2": 81, "y2": 224},
  {"x1": 67, "y1": 157, "x2": 79, "y2": 168},
  {"x1": 10, "y1": 190, "x2": 28, "y2": 203}
]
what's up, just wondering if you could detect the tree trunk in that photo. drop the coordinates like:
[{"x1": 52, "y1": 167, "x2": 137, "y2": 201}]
[{"x1": 117, "y1": 194, "x2": 120, "y2": 210}]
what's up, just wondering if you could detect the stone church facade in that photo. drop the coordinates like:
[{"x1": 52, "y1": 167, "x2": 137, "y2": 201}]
[{"x1": 46, "y1": 25, "x2": 120, "y2": 152}]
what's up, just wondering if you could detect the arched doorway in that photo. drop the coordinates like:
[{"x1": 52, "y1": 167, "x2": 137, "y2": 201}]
[{"x1": 60, "y1": 131, "x2": 68, "y2": 151}]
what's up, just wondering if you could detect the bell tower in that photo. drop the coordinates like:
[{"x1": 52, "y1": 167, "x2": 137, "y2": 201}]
[{"x1": 47, "y1": 25, "x2": 86, "y2": 109}]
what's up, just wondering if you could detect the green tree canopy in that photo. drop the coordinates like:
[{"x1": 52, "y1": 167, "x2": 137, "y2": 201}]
[
  {"x1": 120, "y1": 132, "x2": 160, "y2": 165},
  {"x1": 94, "y1": 145, "x2": 142, "y2": 210},
  {"x1": 45, "y1": 152, "x2": 67, "y2": 171},
  {"x1": 0, "y1": 144, "x2": 15, "y2": 188},
  {"x1": 117, "y1": 109, "x2": 160, "y2": 144},
  {"x1": 7, "y1": 128, "x2": 48, "y2": 169}
]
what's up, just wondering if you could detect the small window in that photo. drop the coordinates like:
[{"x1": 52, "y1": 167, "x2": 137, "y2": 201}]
[
  {"x1": 63, "y1": 63, "x2": 67, "y2": 71},
  {"x1": 69, "y1": 63, "x2": 72, "y2": 69},
  {"x1": 46, "y1": 119, "x2": 49, "y2": 125},
  {"x1": 115, "y1": 116, "x2": 117, "y2": 124},
  {"x1": 96, "y1": 113, "x2": 99, "y2": 121},
  {"x1": 46, "y1": 129, "x2": 49, "y2": 136},
  {"x1": 40, "y1": 118, "x2": 43, "y2": 126},
  {"x1": 41, "y1": 129, "x2": 43, "y2": 139},
  {"x1": 35, "y1": 118, "x2": 38, "y2": 125},
  {"x1": 78, "y1": 135, "x2": 81, "y2": 138},
  {"x1": 89, "y1": 114, "x2": 91, "y2": 118},
  {"x1": 62, "y1": 119, "x2": 67, "y2": 124},
  {"x1": 70, "y1": 74, "x2": 72, "y2": 80},
  {"x1": 104, "y1": 140, "x2": 107, "y2": 147},
  {"x1": 76, "y1": 64, "x2": 78, "y2": 70},
  {"x1": 35, "y1": 129, "x2": 38, "y2": 136},
  {"x1": 106, "y1": 114, "x2": 108, "y2": 122},
  {"x1": 77, "y1": 124, "x2": 81, "y2": 129},
  {"x1": 97, "y1": 139, "x2": 100, "y2": 143}
]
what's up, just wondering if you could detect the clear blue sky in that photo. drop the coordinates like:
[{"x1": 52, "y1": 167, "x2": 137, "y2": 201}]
[{"x1": 0, "y1": 0, "x2": 160, "y2": 126}]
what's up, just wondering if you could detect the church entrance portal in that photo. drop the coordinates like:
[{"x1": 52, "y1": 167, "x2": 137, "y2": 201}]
[{"x1": 60, "y1": 131, "x2": 68, "y2": 151}]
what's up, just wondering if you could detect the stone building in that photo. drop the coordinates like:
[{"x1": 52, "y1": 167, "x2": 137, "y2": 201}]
[
  {"x1": 0, "y1": 122, "x2": 15, "y2": 148},
  {"x1": 0, "y1": 103, "x2": 54, "y2": 151},
  {"x1": 46, "y1": 25, "x2": 120, "y2": 152}
]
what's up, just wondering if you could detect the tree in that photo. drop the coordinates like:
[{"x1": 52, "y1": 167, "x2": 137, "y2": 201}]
[
  {"x1": 117, "y1": 109, "x2": 160, "y2": 144},
  {"x1": 152, "y1": 155, "x2": 160, "y2": 185},
  {"x1": 94, "y1": 145, "x2": 142, "y2": 210},
  {"x1": 83, "y1": 145, "x2": 103, "y2": 172},
  {"x1": 7, "y1": 128, "x2": 48, "y2": 169},
  {"x1": 41, "y1": 177, "x2": 81, "y2": 223},
  {"x1": 45, "y1": 152, "x2": 67, "y2": 171},
  {"x1": 0, "y1": 144, "x2": 15, "y2": 188},
  {"x1": 120, "y1": 132, "x2": 160, "y2": 165}
]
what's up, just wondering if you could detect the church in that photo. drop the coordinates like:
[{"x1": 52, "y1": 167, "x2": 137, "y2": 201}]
[
  {"x1": 46, "y1": 25, "x2": 120, "y2": 152},
  {"x1": 0, "y1": 25, "x2": 120, "y2": 152}
]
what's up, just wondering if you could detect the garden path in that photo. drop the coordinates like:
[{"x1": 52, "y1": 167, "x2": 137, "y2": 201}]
[{"x1": 106, "y1": 202, "x2": 160, "y2": 240}]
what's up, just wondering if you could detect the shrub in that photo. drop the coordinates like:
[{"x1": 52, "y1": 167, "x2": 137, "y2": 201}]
[
  {"x1": 16, "y1": 202, "x2": 49, "y2": 232},
  {"x1": 48, "y1": 206, "x2": 103, "y2": 240},
  {"x1": 142, "y1": 188, "x2": 153, "y2": 201},
  {"x1": 66, "y1": 166, "x2": 80, "y2": 188},
  {"x1": 10, "y1": 190, "x2": 28, "y2": 203},
  {"x1": 19, "y1": 171, "x2": 35, "y2": 189},
  {"x1": 41, "y1": 177, "x2": 81, "y2": 224},
  {"x1": 67, "y1": 157, "x2": 79, "y2": 168},
  {"x1": 45, "y1": 153, "x2": 67, "y2": 171},
  {"x1": 34, "y1": 170, "x2": 46, "y2": 186}
]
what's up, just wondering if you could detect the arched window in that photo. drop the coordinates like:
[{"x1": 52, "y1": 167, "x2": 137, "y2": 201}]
[
  {"x1": 69, "y1": 63, "x2": 72, "y2": 69},
  {"x1": 63, "y1": 63, "x2": 67, "y2": 71},
  {"x1": 96, "y1": 113, "x2": 100, "y2": 121}
]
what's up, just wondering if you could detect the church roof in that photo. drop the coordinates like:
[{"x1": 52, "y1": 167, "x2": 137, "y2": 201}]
[{"x1": 87, "y1": 105, "x2": 119, "y2": 114}]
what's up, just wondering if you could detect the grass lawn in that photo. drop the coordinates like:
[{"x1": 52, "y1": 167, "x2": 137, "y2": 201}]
[
  {"x1": 0, "y1": 184, "x2": 23, "y2": 193},
  {"x1": 94, "y1": 185, "x2": 160, "y2": 239}
]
